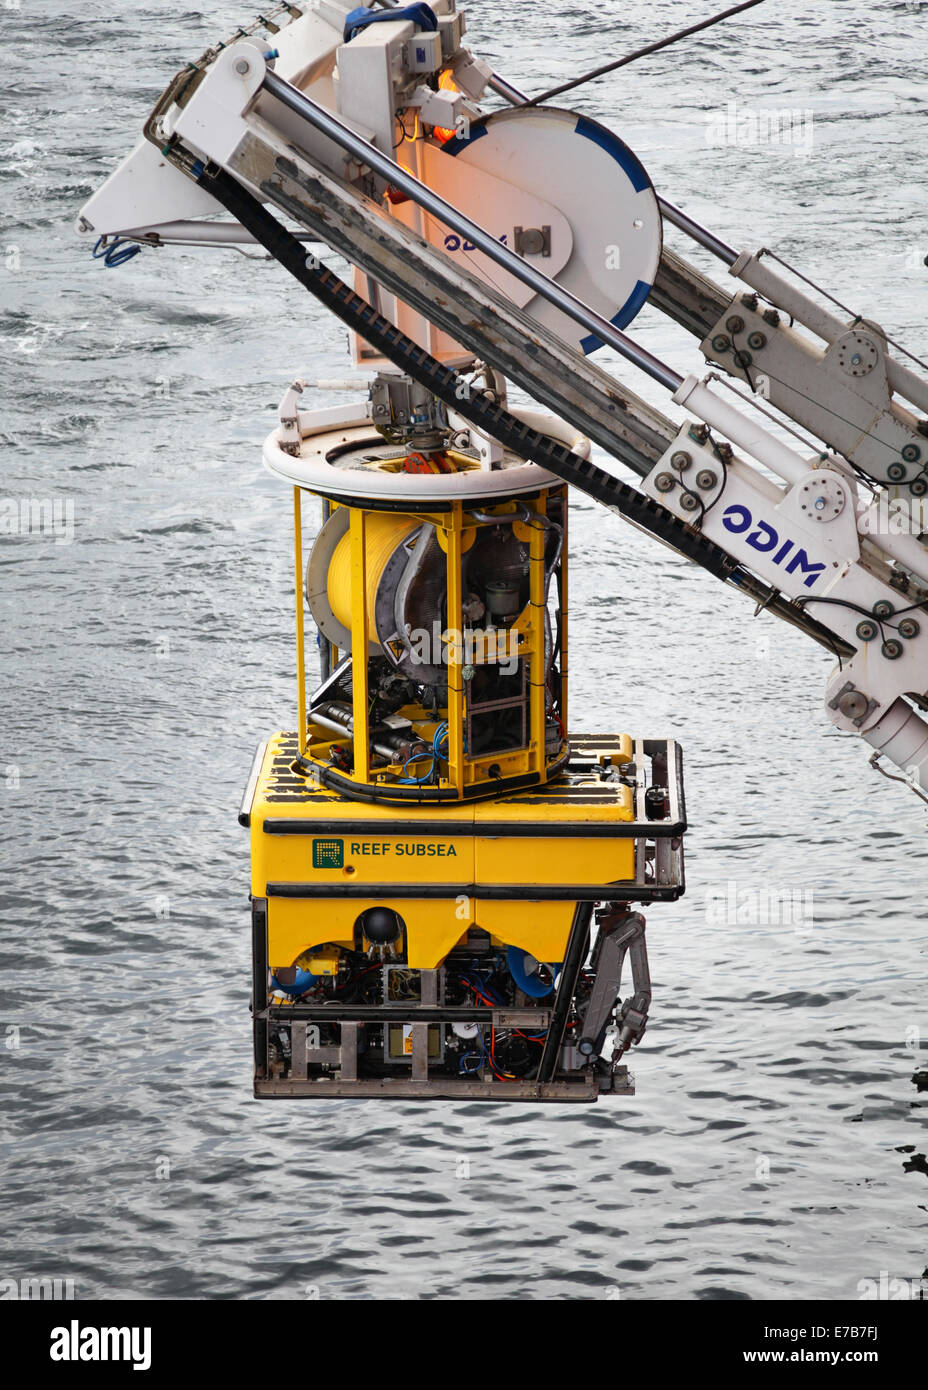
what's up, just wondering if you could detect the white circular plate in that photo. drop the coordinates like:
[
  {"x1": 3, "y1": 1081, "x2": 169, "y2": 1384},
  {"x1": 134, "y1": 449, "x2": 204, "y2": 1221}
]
[{"x1": 421, "y1": 106, "x2": 662, "y2": 355}]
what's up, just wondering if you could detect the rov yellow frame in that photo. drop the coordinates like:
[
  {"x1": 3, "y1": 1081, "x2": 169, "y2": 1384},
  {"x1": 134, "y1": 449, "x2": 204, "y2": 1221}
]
[{"x1": 290, "y1": 485, "x2": 569, "y2": 797}]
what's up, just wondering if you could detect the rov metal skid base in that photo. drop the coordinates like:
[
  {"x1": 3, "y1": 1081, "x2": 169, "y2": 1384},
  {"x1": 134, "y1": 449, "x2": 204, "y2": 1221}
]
[{"x1": 243, "y1": 735, "x2": 684, "y2": 1100}]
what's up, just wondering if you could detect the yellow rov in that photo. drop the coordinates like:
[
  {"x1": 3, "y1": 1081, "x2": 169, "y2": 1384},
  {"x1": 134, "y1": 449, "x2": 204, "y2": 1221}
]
[{"x1": 240, "y1": 406, "x2": 686, "y2": 1102}]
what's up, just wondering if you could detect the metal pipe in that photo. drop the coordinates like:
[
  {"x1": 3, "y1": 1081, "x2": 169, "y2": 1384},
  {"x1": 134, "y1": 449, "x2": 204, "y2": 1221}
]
[
  {"x1": 258, "y1": 73, "x2": 828, "y2": 536},
  {"x1": 857, "y1": 502, "x2": 928, "y2": 590},
  {"x1": 673, "y1": 374, "x2": 810, "y2": 486},
  {"x1": 487, "y1": 72, "x2": 530, "y2": 106},
  {"x1": 126, "y1": 219, "x2": 323, "y2": 247},
  {"x1": 262, "y1": 67, "x2": 684, "y2": 393},
  {"x1": 656, "y1": 197, "x2": 738, "y2": 265},
  {"x1": 311, "y1": 701, "x2": 419, "y2": 763},
  {"x1": 319, "y1": 495, "x2": 332, "y2": 682},
  {"x1": 486, "y1": 30, "x2": 928, "y2": 405}
]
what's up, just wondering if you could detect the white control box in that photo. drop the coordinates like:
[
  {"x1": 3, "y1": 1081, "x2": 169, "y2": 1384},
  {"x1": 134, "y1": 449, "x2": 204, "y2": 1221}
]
[{"x1": 401, "y1": 32, "x2": 442, "y2": 74}]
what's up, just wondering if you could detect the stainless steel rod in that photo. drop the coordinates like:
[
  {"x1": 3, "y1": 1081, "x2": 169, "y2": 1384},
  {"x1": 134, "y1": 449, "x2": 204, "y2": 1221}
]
[
  {"x1": 656, "y1": 197, "x2": 738, "y2": 265},
  {"x1": 262, "y1": 67, "x2": 684, "y2": 393}
]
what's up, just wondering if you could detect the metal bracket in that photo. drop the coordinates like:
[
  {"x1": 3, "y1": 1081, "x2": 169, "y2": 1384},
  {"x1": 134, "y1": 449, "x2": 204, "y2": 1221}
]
[
  {"x1": 827, "y1": 679, "x2": 878, "y2": 729},
  {"x1": 577, "y1": 910, "x2": 651, "y2": 1060},
  {"x1": 513, "y1": 224, "x2": 551, "y2": 258}
]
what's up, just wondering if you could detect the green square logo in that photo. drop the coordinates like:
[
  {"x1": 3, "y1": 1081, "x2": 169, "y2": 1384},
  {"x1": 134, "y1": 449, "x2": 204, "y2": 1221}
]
[{"x1": 313, "y1": 837, "x2": 344, "y2": 869}]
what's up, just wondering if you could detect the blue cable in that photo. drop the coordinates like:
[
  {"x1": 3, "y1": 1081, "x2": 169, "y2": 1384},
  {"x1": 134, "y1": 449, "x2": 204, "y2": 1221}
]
[
  {"x1": 398, "y1": 723, "x2": 464, "y2": 782},
  {"x1": 457, "y1": 970, "x2": 501, "y2": 1003},
  {"x1": 399, "y1": 751, "x2": 435, "y2": 784},
  {"x1": 432, "y1": 721, "x2": 466, "y2": 758},
  {"x1": 92, "y1": 236, "x2": 142, "y2": 269}
]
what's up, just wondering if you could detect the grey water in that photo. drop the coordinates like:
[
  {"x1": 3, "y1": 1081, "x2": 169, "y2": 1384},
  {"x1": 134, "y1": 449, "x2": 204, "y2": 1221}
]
[{"x1": 1, "y1": 0, "x2": 926, "y2": 1301}]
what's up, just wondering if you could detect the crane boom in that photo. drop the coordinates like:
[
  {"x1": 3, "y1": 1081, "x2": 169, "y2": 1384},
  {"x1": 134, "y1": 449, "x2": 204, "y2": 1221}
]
[{"x1": 76, "y1": 2, "x2": 928, "y2": 797}]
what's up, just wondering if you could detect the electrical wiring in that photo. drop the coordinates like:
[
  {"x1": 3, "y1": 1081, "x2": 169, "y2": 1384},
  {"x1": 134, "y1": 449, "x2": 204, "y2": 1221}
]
[
  {"x1": 795, "y1": 593, "x2": 927, "y2": 641},
  {"x1": 432, "y1": 722, "x2": 449, "y2": 759},
  {"x1": 699, "y1": 433, "x2": 730, "y2": 521},
  {"x1": 398, "y1": 750, "x2": 436, "y2": 784},
  {"x1": 458, "y1": 975, "x2": 503, "y2": 1006},
  {"x1": 92, "y1": 235, "x2": 141, "y2": 268}
]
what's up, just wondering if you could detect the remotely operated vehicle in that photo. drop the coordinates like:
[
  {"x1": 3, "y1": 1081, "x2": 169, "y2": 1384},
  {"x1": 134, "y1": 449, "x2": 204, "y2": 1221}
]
[{"x1": 79, "y1": 1, "x2": 928, "y2": 1101}]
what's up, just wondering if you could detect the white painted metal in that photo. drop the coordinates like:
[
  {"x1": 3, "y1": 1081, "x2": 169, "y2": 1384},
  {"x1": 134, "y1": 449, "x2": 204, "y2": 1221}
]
[
  {"x1": 861, "y1": 699, "x2": 928, "y2": 784},
  {"x1": 417, "y1": 107, "x2": 663, "y2": 355},
  {"x1": 672, "y1": 376, "x2": 813, "y2": 486},
  {"x1": 263, "y1": 404, "x2": 587, "y2": 501},
  {"x1": 75, "y1": 140, "x2": 225, "y2": 238},
  {"x1": 261, "y1": 61, "x2": 682, "y2": 389},
  {"x1": 701, "y1": 281, "x2": 927, "y2": 481},
  {"x1": 856, "y1": 502, "x2": 928, "y2": 590},
  {"x1": 336, "y1": 18, "x2": 425, "y2": 159},
  {"x1": 644, "y1": 426, "x2": 928, "y2": 736},
  {"x1": 416, "y1": 144, "x2": 574, "y2": 312},
  {"x1": 730, "y1": 251, "x2": 928, "y2": 418}
]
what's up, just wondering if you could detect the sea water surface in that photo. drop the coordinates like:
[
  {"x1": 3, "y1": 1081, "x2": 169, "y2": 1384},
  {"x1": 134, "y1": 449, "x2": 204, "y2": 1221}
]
[{"x1": 1, "y1": 0, "x2": 927, "y2": 1300}]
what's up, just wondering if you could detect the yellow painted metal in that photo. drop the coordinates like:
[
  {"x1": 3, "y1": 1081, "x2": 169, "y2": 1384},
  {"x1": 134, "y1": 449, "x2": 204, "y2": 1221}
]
[
  {"x1": 469, "y1": 778, "x2": 635, "y2": 825},
  {"x1": 294, "y1": 486, "x2": 569, "y2": 796},
  {"x1": 528, "y1": 499, "x2": 546, "y2": 776},
  {"x1": 251, "y1": 732, "x2": 640, "y2": 972},
  {"x1": 476, "y1": 903, "x2": 576, "y2": 962},
  {"x1": 349, "y1": 508, "x2": 370, "y2": 783},
  {"x1": 296, "y1": 945, "x2": 341, "y2": 976},
  {"x1": 445, "y1": 502, "x2": 465, "y2": 794},
  {"x1": 603, "y1": 734, "x2": 635, "y2": 765},
  {"x1": 293, "y1": 487, "x2": 307, "y2": 757},
  {"x1": 475, "y1": 827, "x2": 634, "y2": 886},
  {"x1": 560, "y1": 494, "x2": 569, "y2": 736},
  {"x1": 269, "y1": 898, "x2": 475, "y2": 971},
  {"x1": 436, "y1": 522, "x2": 476, "y2": 552}
]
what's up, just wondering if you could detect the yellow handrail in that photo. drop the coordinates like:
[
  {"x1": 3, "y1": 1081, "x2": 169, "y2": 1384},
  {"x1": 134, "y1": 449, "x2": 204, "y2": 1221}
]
[{"x1": 294, "y1": 487, "x2": 307, "y2": 756}]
